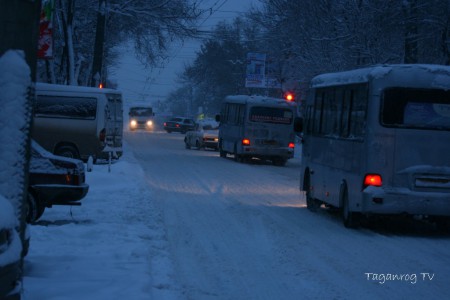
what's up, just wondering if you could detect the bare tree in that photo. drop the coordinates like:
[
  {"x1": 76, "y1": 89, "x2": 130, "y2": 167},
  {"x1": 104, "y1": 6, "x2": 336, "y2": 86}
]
[{"x1": 37, "y1": 0, "x2": 203, "y2": 86}]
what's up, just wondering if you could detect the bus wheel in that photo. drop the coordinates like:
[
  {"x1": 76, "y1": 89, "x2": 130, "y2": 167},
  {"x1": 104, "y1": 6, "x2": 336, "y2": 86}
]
[
  {"x1": 233, "y1": 145, "x2": 242, "y2": 162},
  {"x1": 55, "y1": 145, "x2": 79, "y2": 159},
  {"x1": 305, "y1": 174, "x2": 320, "y2": 212},
  {"x1": 219, "y1": 141, "x2": 227, "y2": 157},
  {"x1": 340, "y1": 183, "x2": 360, "y2": 228}
]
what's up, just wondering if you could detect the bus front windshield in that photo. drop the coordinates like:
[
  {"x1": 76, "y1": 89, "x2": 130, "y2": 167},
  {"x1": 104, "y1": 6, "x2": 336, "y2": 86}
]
[
  {"x1": 381, "y1": 87, "x2": 450, "y2": 130},
  {"x1": 249, "y1": 106, "x2": 293, "y2": 125},
  {"x1": 129, "y1": 107, "x2": 153, "y2": 117}
]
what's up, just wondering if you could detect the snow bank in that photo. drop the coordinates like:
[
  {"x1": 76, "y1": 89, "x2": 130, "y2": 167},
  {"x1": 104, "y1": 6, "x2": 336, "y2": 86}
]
[{"x1": 0, "y1": 50, "x2": 31, "y2": 210}]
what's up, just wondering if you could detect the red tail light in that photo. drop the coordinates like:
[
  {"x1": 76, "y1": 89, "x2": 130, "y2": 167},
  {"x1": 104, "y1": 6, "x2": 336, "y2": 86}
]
[
  {"x1": 363, "y1": 174, "x2": 382, "y2": 188},
  {"x1": 176, "y1": 124, "x2": 180, "y2": 128},
  {"x1": 288, "y1": 142, "x2": 295, "y2": 149},
  {"x1": 99, "y1": 128, "x2": 106, "y2": 142},
  {"x1": 242, "y1": 138, "x2": 251, "y2": 146},
  {"x1": 164, "y1": 122, "x2": 167, "y2": 126}
]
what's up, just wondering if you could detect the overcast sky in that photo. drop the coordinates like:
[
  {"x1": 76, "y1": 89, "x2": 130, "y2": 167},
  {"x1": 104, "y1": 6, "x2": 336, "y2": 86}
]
[{"x1": 110, "y1": 0, "x2": 256, "y2": 108}]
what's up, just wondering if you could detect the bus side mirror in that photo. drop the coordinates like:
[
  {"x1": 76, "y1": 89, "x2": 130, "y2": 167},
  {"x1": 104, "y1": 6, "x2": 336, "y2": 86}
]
[
  {"x1": 215, "y1": 114, "x2": 221, "y2": 122},
  {"x1": 294, "y1": 117, "x2": 303, "y2": 133}
]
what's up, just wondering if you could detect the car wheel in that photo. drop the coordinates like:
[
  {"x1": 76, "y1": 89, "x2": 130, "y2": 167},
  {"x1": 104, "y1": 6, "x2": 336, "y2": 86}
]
[
  {"x1": 340, "y1": 183, "x2": 360, "y2": 228},
  {"x1": 185, "y1": 139, "x2": 191, "y2": 149},
  {"x1": 27, "y1": 190, "x2": 45, "y2": 223},
  {"x1": 195, "y1": 140, "x2": 202, "y2": 150},
  {"x1": 55, "y1": 145, "x2": 79, "y2": 159}
]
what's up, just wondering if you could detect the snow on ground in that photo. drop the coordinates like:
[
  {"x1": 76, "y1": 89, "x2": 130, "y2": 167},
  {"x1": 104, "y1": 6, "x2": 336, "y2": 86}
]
[
  {"x1": 22, "y1": 133, "x2": 450, "y2": 300},
  {"x1": 22, "y1": 142, "x2": 180, "y2": 300}
]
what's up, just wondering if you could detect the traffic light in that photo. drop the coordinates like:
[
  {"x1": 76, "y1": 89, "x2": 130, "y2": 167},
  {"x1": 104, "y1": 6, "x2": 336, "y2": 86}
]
[{"x1": 284, "y1": 91, "x2": 294, "y2": 102}]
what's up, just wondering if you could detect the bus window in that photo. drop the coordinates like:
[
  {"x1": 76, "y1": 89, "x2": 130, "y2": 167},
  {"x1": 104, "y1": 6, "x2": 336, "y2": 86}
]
[
  {"x1": 349, "y1": 85, "x2": 368, "y2": 138},
  {"x1": 312, "y1": 91, "x2": 324, "y2": 134},
  {"x1": 381, "y1": 87, "x2": 450, "y2": 130},
  {"x1": 340, "y1": 89, "x2": 352, "y2": 138}
]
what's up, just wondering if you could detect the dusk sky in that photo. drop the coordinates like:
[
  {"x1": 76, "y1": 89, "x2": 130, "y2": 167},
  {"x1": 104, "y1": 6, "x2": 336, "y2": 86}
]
[{"x1": 111, "y1": 0, "x2": 256, "y2": 107}]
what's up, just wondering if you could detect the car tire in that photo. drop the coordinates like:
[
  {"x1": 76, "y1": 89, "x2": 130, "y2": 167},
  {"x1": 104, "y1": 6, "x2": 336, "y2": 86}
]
[
  {"x1": 185, "y1": 139, "x2": 191, "y2": 149},
  {"x1": 195, "y1": 140, "x2": 202, "y2": 150},
  {"x1": 27, "y1": 190, "x2": 45, "y2": 223},
  {"x1": 55, "y1": 145, "x2": 79, "y2": 159}
]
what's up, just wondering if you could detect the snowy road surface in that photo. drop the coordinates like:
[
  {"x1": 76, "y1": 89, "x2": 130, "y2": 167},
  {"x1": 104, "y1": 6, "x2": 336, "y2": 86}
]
[
  {"x1": 23, "y1": 131, "x2": 450, "y2": 300},
  {"x1": 126, "y1": 132, "x2": 450, "y2": 300}
]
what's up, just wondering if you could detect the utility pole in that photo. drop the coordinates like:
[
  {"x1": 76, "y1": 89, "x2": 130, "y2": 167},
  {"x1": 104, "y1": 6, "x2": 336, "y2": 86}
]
[{"x1": 91, "y1": 0, "x2": 107, "y2": 87}]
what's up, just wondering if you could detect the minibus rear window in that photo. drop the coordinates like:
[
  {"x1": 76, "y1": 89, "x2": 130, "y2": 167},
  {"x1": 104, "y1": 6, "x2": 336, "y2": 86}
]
[
  {"x1": 249, "y1": 107, "x2": 293, "y2": 124},
  {"x1": 381, "y1": 87, "x2": 450, "y2": 130}
]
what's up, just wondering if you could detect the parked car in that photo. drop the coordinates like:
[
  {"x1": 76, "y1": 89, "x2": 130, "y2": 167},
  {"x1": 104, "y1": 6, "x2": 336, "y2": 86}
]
[
  {"x1": 184, "y1": 123, "x2": 219, "y2": 150},
  {"x1": 164, "y1": 117, "x2": 196, "y2": 133},
  {"x1": 128, "y1": 106, "x2": 155, "y2": 131},
  {"x1": 27, "y1": 140, "x2": 89, "y2": 223},
  {"x1": 0, "y1": 196, "x2": 22, "y2": 299}
]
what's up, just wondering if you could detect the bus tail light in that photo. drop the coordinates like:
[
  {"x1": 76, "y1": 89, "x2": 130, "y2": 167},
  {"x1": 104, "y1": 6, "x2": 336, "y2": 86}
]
[
  {"x1": 242, "y1": 138, "x2": 251, "y2": 146},
  {"x1": 288, "y1": 142, "x2": 295, "y2": 149},
  {"x1": 363, "y1": 174, "x2": 382, "y2": 188}
]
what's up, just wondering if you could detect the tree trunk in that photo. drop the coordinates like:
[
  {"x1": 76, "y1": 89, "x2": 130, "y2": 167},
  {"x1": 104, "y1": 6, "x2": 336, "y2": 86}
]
[
  {"x1": 403, "y1": 0, "x2": 419, "y2": 64},
  {"x1": 91, "y1": 0, "x2": 107, "y2": 87}
]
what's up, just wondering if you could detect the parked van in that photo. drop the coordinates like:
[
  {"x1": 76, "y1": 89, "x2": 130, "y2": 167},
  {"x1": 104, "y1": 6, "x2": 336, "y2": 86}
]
[{"x1": 32, "y1": 83, "x2": 123, "y2": 161}]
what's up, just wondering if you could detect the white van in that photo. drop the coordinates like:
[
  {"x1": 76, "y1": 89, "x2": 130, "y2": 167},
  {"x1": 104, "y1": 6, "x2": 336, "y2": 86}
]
[
  {"x1": 217, "y1": 95, "x2": 300, "y2": 166},
  {"x1": 32, "y1": 83, "x2": 123, "y2": 161}
]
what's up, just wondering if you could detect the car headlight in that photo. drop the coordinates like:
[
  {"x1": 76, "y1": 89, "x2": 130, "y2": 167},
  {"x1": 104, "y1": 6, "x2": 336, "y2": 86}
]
[
  {"x1": 146, "y1": 120, "x2": 153, "y2": 126},
  {"x1": 130, "y1": 120, "x2": 137, "y2": 127}
]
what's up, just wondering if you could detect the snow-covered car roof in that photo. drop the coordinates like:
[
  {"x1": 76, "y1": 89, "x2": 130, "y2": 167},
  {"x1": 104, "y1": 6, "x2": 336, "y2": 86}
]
[{"x1": 30, "y1": 140, "x2": 85, "y2": 174}]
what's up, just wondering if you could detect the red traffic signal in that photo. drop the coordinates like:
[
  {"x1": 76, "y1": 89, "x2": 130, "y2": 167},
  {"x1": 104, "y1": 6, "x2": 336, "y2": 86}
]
[{"x1": 284, "y1": 92, "x2": 295, "y2": 101}]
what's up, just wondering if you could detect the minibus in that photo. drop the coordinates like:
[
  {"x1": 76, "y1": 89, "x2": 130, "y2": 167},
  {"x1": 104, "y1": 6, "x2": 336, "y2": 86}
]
[
  {"x1": 300, "y1": 64, "x2": 450, "y2": 227},
  {"x1": 217, "y1": 95, "x2": 299, "y2": 166}
]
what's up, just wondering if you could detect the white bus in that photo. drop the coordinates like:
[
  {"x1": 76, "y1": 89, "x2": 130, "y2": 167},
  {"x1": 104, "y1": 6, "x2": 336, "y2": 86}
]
[
  {"x1": 217, "y1": 95, "x2": 301, "y2": 166},
  {"x1": 300, "y1": 64, "x2": 450, "y2": 227},
  {"x1": 32, "y1": 83, "x2": 123, "y2": 162}
]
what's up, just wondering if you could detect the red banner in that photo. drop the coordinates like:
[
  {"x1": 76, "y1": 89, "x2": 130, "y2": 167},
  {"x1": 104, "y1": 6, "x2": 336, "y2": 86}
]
[{"x1": 37, "y1": 0, "x2": 54, "y2": 59}]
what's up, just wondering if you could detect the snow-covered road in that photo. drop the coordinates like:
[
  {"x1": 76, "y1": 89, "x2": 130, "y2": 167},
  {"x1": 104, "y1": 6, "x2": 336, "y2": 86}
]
[
  {"x1": 23, "y1": 131, "x2": 450, "y2": 300},
  {"x1": 127, "y1": 132, "x2": 450, "y2": 300}
]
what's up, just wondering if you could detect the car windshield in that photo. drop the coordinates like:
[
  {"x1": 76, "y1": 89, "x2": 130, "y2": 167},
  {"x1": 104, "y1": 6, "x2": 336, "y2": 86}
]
[
  {"x1": 129, "y1": 107, "x2": 153, "y2": 117},
  {"x1": 381, "y1": 87, "x2": 450, "y2": 130}
]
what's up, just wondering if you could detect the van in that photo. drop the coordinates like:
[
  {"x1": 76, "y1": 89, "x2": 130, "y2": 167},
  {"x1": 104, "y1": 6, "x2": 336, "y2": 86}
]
[
  {"x1": 217, "y1": 95, "x2": 300, "y2": 166},
  {"x1": 32, "y1": 83, "x2": 123, "y2": 161}
]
